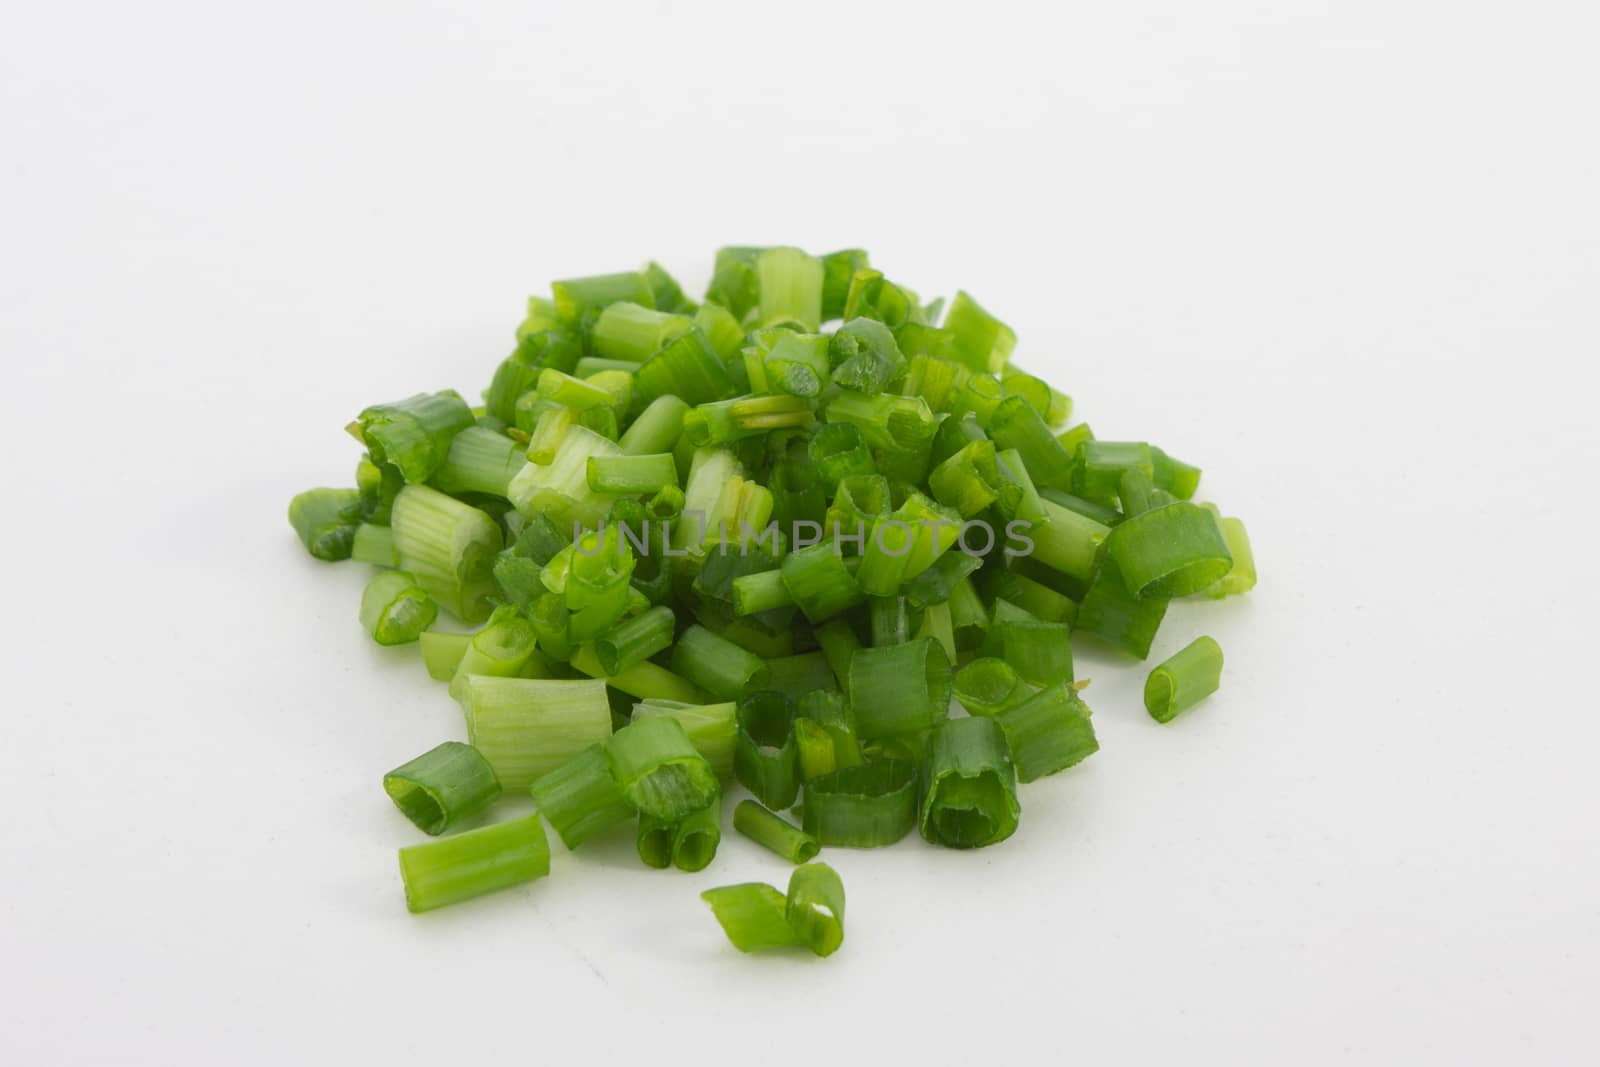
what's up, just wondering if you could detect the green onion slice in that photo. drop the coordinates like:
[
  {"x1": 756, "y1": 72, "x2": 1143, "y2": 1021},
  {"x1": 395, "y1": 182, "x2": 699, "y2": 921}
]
[
  {"x1": 1144, "y1": 636, "x2": 1224, "y2": 722},
  {"x1": 802, "y1": 760, "x2": 919, "y2": 847},
  {"x1": 605, "y1": 714, "x2": 719, "y2": 822},
  {"x1": 397, "y1": 813, "x2": 550, "y2": 913},
  {"x1": 919, "y1": 716, "x2": 1021, "y2": 849},
  {"x1": 383, "y1": 741, "x2": 502, "y2": 836}
]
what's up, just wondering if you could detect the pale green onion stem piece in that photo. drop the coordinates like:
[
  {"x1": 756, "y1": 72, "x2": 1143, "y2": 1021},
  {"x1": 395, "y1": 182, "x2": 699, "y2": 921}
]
[{"x1": 397, "y1": 813, "x2": 550, "y2": 913}]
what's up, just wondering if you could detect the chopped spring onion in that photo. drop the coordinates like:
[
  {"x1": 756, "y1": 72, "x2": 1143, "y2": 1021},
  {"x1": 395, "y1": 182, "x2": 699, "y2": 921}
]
[
  {"x1": 383, "y1": 741, "x2": 502, "y2": 836},
  {"x1": 397, "y1": 813, "x2": 550, "y2": 913},
  {"x1": 734, "y1": 691, "x2": 801, "y2": 811},
  {"x1": 457, "y1": 676, "x2": 613, "y2": 791},
  {"x1": 587, "y1": 453, "x2": 677, "y2": 495},
  {"x1": 355, "y1": 391, "x2": 476, "y2": 485},
  {"x1": 920, "y1": 716, "x2": 1021, "y2": 849},
  {"x1": 391, "y1": 485, "x2": 504, "y2": 623},
  {"x1": 291, "y1": 245, "x2": 1257, "y2": 946},
  {"x1": 288, "y1": 488, "x2": 362, "y2": 561},
  {"x1": 980, "y1": 619, "x2": 1073, "y2": 687},
  {"x1": 593, "y1": 604, "x2": 675, "y2": 674},
  {"x1": 1106, "y1": 501, "x2": 1233, "y2": 599},
  {"x1": 785, "y1": 863, "x2": 846, "y2": 956},
  {"x1": 670, "y1": 795, "x2": 723, "y2": 872},
  {"x1": 701, "y1": 862, "x2": 846, "y2": 957},
  {"x1": 605, "y1": 714, "x2": 719, "y2": 822},
  {"x1": 670, "y1": 624, "x2": 771, "y2": 701},
  {"x1": 591, "y1": 301, "x2": 693, "y2": 362},
  {"x1": 528, "y1": 743, "x2": 634, "y2": 849},
  {"x1": 847, "y1": 637, "x2": 951, "y2": 740},
  {"x1": 351, "y1": 523, "x2": 399, "y2": 567},
  {"x1": 631, "y1": 699, "x2": 738, "y2": 778},
  {"x1": 360, "y1": 570, "x2": 437, "y2": 646},
  {"x1": 1144, "y1": 636, "x2": 1224, "y2": 722},
  {"x1": 734, "y1": 800, "x2": 820, "y2": 864},
  {"x1": 994, "y1": 682, "x2": 1099, "y2": 783},
  {"x1": 953, "y1": 657, "x2": 1031, "y2": 718},
  {"x1": 802, "y1": 760, "x2": 919, "y2": 847},
  {"x1": 419, "y1": 630, "x2": 471, "y2": 681}
]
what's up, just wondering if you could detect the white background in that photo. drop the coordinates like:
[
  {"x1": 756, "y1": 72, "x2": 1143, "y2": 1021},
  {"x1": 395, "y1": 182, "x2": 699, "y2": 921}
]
[{"x1": 2, "y1": 1, "x2": 1596, "y2": 1063}]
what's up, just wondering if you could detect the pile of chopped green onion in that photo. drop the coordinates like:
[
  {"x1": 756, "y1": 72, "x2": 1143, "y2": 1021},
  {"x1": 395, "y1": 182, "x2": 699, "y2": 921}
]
[{"x1": 289, "y1": 246, "x2": 1257, "y2": 954}]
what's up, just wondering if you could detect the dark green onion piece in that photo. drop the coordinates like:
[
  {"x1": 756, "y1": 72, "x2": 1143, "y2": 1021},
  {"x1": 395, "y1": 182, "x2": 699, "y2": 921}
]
[
  {"x1": 1107, "y1": 501, "x2": 1233, "y2": 599},
  {"x1": 814, "y1": 619, "x2": 862, "y2": 688},
  {"x1": 605, "y1": 714, "x2": 719, "y2": 822},
  {"x1": 1076, "y1": 441, "x2": 1155, "y2": 506},
  {"x1": 868, "y1": 595, "x2": 909, "y2": 647},
  {"x1": 802, "y1": 760, "x2": 919, "y2": 847},
  {"x1": 594, "y1": 604, "x2": 675, "y2": 675},
  {"x1": 360, "y1": 570, "x2": 437, "y2": 646},
  {"x1": 903, "y1": 549, "x2": 984, "y2": 608},
  {"x1": 356, "y1": 391, "x2": 477, "y2": 484},
  {"x1": 1039, "y1": 487, "x2": 1122, "y2": 527},
  {"x1": 288, "y1": 487, "x2": 362, "y2": 561},
  {"x1": 1075, "y1": 558, "x2": 1169, "y2": 659},
  {"x1": 1145, "y1": 636, "x2": 1224, "y2": 722},
  {"x1": 670, "y1": 624, "x2": 771, "y2": 701},
  {"x1": 734, "y1": 800, "x2": 819, "y2": 864},
  {"x1": 919, "y1": 716, "x2": 1020, "y2": 849},
  {"x1": 994, "y1": 682, "x2": 1099, "y2": 783},
  {"x1": 383, "y1": 741, "x2": 502, "y2": 836},
  {"x1": 397, "y1": 813, "x2": 550, "y2": 913},
  {"x1": 798, "y1": 689, "x2": 863, "y2": 772},
  {"x1": 847, "y1": 637, "x2": 952, "y2": 740},
  {"x1": 786, "y1": 863, "x2": 846, "y2": 957},
  {"x1": 981, "y1": 619, "x2": 1073, "y2": 687},
  {"x1": 637, "y1": 813, "x2": 675, "y2": 869},
  {"x1": 671, "y1": 795, "x2": 723, "y2": 872},
  {"x1": 734, "y1": 691, "x2": 801, "y2": 811},
  {"x1": 763, "y1": 651, "x2": 840, "y2": 697},
  {"x1": 953, "y1": 658, "x2": 1031, "y2": 718},
  {"x1": 529, "y1": 743, "x2": 634, "y2": 849}
]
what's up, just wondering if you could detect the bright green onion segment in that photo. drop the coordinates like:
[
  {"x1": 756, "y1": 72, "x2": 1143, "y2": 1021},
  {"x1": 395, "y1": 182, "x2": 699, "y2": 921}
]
[
  {"x1": 287, "y1": 246, "x2": 1257, "y2": 948},
  {"x1": 702, "y1": 862, "x2": 846, "y2": 957}
]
